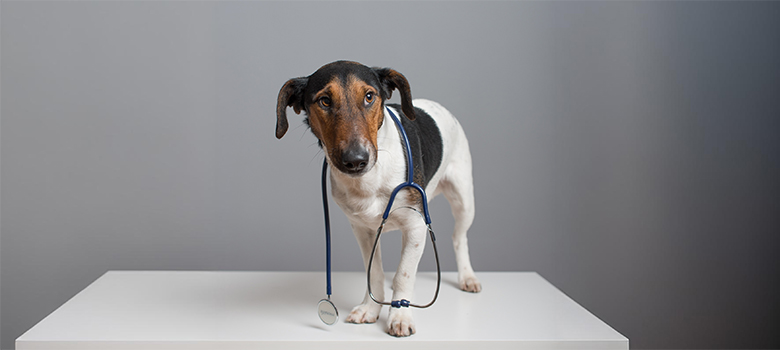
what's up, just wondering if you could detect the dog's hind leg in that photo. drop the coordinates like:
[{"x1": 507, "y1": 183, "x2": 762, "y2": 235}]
[
  {"x1": 440, "y1": 144, "x2": 482, "y2": 293},
  {"x1": 345, "y1": 225, "x2": 384, "y2": 324}
]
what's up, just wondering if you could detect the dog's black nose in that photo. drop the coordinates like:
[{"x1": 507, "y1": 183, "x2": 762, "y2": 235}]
[{"x1": 341, "y1": 146, "x2": 369, "y2": 172}]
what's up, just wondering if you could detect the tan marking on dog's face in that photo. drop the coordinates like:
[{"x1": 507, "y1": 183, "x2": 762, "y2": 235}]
[
  {"x1": 306, "y1": 79, "x2": 342, "y2": 147},
  {"x1": 307, "y1": 74, "x2": 384, "y2": 175},
  {"x1": 347, "y1": 75, "x2": 383, "y2": 151}
]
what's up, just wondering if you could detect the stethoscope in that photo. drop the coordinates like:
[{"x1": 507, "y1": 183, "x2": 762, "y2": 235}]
[{"x1": 317, "y1": 106, "x2": 442, "y2": 325}]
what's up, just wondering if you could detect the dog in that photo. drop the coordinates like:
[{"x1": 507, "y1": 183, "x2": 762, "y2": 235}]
[{"x1": 276, "y1": 61, "x2": 480, "y2": 337}]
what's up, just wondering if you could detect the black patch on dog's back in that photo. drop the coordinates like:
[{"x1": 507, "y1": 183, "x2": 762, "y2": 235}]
[{"x1": 388, "y1": 103, "x2": 443, "y2": 190}]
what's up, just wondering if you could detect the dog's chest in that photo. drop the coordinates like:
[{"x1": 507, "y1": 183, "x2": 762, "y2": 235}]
[
  {"x1": 330, "y1": 178, "x2": 388, "y2": 223},
  {"x1": 329, "y1": 173, "x2": 417, "y2": 229}
]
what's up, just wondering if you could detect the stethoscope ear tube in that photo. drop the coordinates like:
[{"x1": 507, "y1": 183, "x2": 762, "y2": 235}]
[
  {"x1": 366, "y1": 208, "x2": 442, "y2": 309},
  {"x1": 365, "y1": 106, "x2": 441, "y2": 309}
]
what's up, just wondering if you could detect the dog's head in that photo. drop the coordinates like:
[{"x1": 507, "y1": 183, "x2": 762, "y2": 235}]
[{"x1": 276, "y1": 61, "x2": 415, "y2": 176}]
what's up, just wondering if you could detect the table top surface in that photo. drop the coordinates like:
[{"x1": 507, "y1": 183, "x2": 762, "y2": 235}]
[{"x1": 18, "y1": 271, "x2": 627, "y2": 349}]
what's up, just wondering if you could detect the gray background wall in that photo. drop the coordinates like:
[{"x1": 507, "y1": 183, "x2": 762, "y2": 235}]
[{"x1": 2, "y1": 1, "x2": 779, "y2": 349}]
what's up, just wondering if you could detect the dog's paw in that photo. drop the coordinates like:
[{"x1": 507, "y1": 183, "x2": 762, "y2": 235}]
[
  {"x1": 345, "y1": 303, "x2": 381, "y2": 324},
  {"x1": 387, "y1": 308, "x2": 415, "y2": 337},
  {"x1": 459, "y1": 274, "x2": 482, "y2": 293}
]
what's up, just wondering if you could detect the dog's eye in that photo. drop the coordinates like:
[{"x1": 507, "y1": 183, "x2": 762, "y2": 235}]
[
  {"x1": 319, "y1": 97, "x2": 332, "y2": 108},
  {"x1": 365, "y1": 92, "x2": 374, "y2": 105}
]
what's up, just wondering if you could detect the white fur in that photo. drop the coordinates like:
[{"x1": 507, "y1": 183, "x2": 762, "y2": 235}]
[{"x1": 327, "y1": 99, "x2": 480, "y2": 336}]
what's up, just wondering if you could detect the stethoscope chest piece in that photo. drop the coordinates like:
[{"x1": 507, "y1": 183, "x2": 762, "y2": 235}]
[{"x1": 317, "y1": 298, "x2": 338, "y2": 325}]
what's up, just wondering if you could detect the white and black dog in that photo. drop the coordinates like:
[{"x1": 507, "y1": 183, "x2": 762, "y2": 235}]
[{"x1": 276, "y1": 61, "x2": 480, "y2": 337}]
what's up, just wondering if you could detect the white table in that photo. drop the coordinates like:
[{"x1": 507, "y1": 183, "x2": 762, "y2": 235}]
[{"x1": 17, "y1": 271, "x2": 627, "y2": 350}]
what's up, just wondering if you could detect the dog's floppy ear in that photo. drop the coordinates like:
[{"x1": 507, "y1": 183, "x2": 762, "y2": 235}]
[
  {"x1": 276, "y1": 77, "x2": 308, "y2": 139},
  {"x1": 372, "y1": 67, "x2": 415, "y2": 121}
]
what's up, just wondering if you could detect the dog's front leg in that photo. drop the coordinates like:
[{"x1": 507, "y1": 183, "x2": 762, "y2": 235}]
[
  {"x1": 387, "y1": 221, "x2": 427, "y2": 337},
  {"x1": 345, "y1": 225, "x2": 384, "y2": 324}
]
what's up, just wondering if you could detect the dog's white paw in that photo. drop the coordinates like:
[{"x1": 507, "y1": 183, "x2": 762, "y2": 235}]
[
  {"x1": 459, "y1": 274, "x2": 482, "y2": 293},
  {"x1": 345, "y1": 303, "x2": 381, "y2": 324},
  {"x1": 386, "y1": 307, "x2": 416, "y2": 337}
]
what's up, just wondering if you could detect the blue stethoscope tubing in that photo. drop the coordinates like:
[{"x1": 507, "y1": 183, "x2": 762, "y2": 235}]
[
  {"x1": 318, "y1": 158, "x2": 338, "y2": 325},
  {"x1": 321, "y1": 158, "x2": 333, "y2": 299},
  {"x1": 366, "y1": 107, "x2": 441, "y2": 309},
  {"x1": 320, "y1": 106, "x2": 441, "y2": 322}
]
